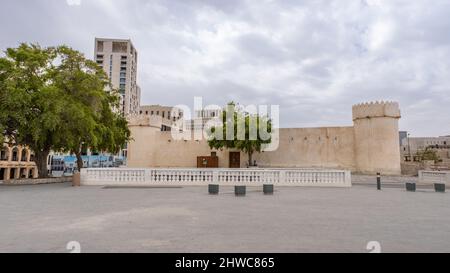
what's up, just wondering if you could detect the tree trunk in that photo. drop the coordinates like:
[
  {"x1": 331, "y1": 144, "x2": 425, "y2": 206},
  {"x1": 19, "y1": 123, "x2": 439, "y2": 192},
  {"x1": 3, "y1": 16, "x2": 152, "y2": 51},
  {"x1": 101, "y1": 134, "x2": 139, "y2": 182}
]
[
  {"x1": 34, "y1": 149, "x2": 50, "y2": 178},
  {"x1": 248, "y1": 151, "x2": 253, "y2": 167},
  {"x1": 75, "y1": 152, "x2": 84, "y2": 172}
]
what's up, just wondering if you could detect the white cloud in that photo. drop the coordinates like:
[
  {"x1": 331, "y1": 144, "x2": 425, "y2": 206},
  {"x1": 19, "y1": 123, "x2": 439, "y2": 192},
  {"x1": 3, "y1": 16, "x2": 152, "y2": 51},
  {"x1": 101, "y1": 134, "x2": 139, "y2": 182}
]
[
  {"x1": 66, "y1": 0, "x2": 81, "y2": 6},
  {"x1": 367, "y1": 20, "x2": 395, "y2": 51}
]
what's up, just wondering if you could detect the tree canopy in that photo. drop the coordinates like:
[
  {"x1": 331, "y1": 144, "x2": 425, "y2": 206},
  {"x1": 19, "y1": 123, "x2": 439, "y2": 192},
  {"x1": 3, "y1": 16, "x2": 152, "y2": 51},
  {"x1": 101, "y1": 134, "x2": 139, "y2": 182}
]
[
  {"x1": 0, "y1": 43, "x2": 130, "y2": 177},
  {"x1": 417, "y1": 148, "x2": 441, "y2": 163},
  {"x1": 207, "y1": 103, "x2": 272, "y2": 167}
]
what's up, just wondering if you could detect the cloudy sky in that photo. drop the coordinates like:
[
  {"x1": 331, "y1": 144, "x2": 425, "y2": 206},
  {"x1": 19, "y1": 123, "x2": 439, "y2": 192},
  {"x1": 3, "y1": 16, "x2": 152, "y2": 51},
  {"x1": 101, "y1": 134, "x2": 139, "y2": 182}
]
[{"x1": 1, "y1": 0, "x2": 449, "y2": 136}]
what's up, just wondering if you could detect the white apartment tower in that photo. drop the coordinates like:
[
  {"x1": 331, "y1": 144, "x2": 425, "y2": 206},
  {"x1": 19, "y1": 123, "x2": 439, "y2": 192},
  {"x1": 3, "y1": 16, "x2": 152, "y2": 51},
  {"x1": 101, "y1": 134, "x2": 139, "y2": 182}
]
[{"x1": 94, "y1": 38, "x2": 141, "y2": 114}]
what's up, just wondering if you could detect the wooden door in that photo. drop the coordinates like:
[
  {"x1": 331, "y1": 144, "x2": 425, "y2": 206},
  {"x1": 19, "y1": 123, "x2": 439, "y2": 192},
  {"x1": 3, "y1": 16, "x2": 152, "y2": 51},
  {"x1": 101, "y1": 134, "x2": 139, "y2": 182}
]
[
  {"x1": 197, "y1": 156, "x2": 219, "y2": 168},
  {"x1": 229, "y1": 152, "x2": 241, "y2": 168}
]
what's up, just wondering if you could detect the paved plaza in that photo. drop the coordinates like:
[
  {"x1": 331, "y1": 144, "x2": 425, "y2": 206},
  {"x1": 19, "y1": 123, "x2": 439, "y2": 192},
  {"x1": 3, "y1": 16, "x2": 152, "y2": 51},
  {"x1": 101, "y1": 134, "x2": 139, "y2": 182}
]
[{"x1": 0, "y1": 181, "x2": 449, "y2": 253}]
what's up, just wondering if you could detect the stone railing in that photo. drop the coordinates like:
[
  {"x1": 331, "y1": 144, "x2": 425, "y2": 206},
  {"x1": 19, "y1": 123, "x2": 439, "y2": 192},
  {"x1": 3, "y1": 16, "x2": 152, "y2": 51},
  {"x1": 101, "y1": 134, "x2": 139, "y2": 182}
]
[
  {"x1": 419, "y1": 170, "x2": 450, "y2": 185},
  {"x1": 1, "y1": 176, "x2": 72, "y2": 186},
  {"x1": 81, "y1": 168, "x2": 352, "y2": 187}
]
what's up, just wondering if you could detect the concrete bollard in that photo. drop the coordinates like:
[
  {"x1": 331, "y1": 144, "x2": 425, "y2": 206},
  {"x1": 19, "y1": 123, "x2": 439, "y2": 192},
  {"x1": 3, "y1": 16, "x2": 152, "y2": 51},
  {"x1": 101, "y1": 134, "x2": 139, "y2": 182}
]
[
  {"x1": 377, "y1": 173, "x2": 381, "y2": 191},
  {"x1": 406, "y1": 183, "x2": 416, "y2": 192},
  {"x1": 235, "y1": 186, "x2": 246, "y2": 196},
  {"x1": 72, "y1": 172, "x2": 81, "y2": 187},
  {"x1": 208, "y1": 184, "x2": 219, "y2": 195},
  {"x1": 263, "y1": 184, "x2": 274, "y2": 195},
  {"x1": 435, "y1": 183, "x2": 446, "y2": 193}
]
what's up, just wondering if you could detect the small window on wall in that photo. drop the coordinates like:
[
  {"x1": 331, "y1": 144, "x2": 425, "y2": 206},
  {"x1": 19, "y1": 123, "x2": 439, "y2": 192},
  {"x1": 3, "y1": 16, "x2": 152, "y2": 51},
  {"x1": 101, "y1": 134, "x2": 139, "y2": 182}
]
[
  {"x1": 211, "y1": 152, "x2": 217, "y2": 157},
  {"x1": 113, "y1": 42, "x2": 128, "y2": 53},
  {"x1": 97, "y1": 41, "x2": 104, "y2": 52}
]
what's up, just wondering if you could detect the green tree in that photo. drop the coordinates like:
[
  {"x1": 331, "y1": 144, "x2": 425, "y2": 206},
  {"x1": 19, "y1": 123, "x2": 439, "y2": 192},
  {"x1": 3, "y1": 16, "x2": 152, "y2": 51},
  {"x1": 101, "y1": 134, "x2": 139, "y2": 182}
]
[
  {"x1": 0, "y1": 44, "x2": 62, "y2": 177},
  {"x1": 417, "y1": 148, "x2": 441, "y2": 163},
  {"x1": 0, "y1": 43, "x2": 130, "y2": 177},
  {"x1": 208, "y1": 103, "x2": 272, "y2": 167},
  {"x1": 52, "y1": 46, "x2": 130, "y2": 171}
]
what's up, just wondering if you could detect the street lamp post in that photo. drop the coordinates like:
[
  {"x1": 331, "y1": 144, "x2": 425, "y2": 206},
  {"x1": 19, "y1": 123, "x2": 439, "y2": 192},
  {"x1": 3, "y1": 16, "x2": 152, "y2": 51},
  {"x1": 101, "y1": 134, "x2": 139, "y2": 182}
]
[{"x1": 408, "y1": 133, "x2": 411, "y2": 159}]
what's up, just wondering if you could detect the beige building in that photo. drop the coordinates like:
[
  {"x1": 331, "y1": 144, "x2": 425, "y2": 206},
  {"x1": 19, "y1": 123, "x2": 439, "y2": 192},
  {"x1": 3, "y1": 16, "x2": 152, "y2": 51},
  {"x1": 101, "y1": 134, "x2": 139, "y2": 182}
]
[
  {"x1": 400, "y1": 136, "x2": 450, "y2": 170},
  {"x1": 94, "y1": 38, "x2": 141, "y2": 114},
  {"x1": 401, "y1": 136, "x2": 450, "y2": 156},
  {"x1": 184, "y1": 109, "x2": 222, "y2": 131},
  {"x1": 127, "y1": 101, "x2": 402, "y2": 175},
  {"x1": 0, "y1": 144, "x2": 38, "y2": 182},
  {"x1": 139, "y1": 105, "x2": 184, "y2": 131}
]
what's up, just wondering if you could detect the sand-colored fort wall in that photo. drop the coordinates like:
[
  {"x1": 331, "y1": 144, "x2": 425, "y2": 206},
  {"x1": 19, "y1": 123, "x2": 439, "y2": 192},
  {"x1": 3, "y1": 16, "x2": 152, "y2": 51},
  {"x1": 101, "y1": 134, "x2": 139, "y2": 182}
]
[
  {"x1": 127, "y1": 102, "x2": 402, "y2": 175},
  {"x1": 127, "y1": 126, "x2": 356, "y2": 170},
  {"x1": 127, "y1": 126, "x2": 229, "y2": 168},
  {"x1": 253, "y1": 127, "x2": 356, "y2": 170}
]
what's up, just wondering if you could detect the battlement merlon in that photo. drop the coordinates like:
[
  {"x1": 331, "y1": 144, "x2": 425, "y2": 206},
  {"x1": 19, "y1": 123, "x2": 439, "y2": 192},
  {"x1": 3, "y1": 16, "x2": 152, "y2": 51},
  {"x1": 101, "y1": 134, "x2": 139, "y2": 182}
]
[{"x1": 352, "y1": 101, "x2": 401, "y2": 121}]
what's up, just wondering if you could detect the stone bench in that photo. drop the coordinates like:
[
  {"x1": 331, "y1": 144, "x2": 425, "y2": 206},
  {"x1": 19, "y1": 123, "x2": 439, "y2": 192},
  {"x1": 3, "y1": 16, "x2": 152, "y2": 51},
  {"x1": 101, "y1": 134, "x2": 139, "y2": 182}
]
[
  {"x1": 208, "y1": 184, "x2": 275, "y2": 196},
  {"x1": 406, "y1": 182, "x2": 446, "y2": 193}
]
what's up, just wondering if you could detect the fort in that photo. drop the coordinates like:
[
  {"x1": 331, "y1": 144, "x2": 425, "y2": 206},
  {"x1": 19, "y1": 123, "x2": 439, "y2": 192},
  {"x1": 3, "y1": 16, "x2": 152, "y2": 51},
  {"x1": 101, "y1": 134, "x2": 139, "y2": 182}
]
[{"x1": 127, "y1": 101, "x2": 402, "y2": 175}]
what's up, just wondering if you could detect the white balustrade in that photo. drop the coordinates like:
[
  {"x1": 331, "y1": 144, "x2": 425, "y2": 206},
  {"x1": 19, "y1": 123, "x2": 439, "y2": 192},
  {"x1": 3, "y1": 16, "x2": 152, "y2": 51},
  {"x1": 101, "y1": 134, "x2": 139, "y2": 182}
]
[
  {"x1": 81, "y1": 168, "x2": 352, "y2": 187},
  {"x1": 419, "y1": 170, "x2": 450, "y2": 185}
]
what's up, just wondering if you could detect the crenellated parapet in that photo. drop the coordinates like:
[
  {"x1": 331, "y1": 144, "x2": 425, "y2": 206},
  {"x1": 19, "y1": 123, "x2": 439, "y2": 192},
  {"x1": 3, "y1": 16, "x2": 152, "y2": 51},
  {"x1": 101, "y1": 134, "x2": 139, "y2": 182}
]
[
  {"x1": 352, "y1": 101, "x2": 401, "y2": 121},
  {"x1": 126, "y1": 114, "x2": 151, "y2": 127}
]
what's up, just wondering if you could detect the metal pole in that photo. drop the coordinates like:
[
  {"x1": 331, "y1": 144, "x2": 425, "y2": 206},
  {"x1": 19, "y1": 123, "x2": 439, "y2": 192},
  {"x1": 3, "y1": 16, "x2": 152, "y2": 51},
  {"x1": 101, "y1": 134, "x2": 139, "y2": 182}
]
[
  {"x1": 408, "y1": 133, "x2": 411, "y2": 158},
  {"x1": 377, "y1": 173, "x2": 381, "y2": 190}
]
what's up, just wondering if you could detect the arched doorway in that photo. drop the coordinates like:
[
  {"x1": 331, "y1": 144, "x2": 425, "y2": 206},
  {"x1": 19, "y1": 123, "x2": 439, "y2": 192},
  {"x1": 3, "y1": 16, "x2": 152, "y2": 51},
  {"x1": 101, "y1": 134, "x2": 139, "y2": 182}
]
[
  {"x1": 21, "y1": 149, "x2": 28, "y2": 162},
  {"x1": 0, "y1": 146, "x2": 8, "y2": 161},
  {"x1": 10, "y1": 168, "x2": 16, "y2": 180},
  {"x1": 0, "y1": 168, "x2": 5, "y2": 181},
  {"x1": 20, "y1": 168, "x2": 27, "y2": 179},
  {"x1": 12, "y1": 147, "x2": 19, "y2": 162}
]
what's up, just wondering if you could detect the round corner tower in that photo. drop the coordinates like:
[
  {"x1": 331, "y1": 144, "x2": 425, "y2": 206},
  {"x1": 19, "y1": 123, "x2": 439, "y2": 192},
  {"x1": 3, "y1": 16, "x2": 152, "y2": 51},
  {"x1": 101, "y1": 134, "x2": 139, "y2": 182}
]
[{"x1": 352, "y1": 101, "x2": 402, "y2": 175}]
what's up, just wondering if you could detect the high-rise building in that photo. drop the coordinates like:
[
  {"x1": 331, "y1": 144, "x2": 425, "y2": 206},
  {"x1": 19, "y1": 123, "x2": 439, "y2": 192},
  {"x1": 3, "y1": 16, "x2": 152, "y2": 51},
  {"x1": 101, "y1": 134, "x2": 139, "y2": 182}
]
[{"x1": 94, "y1": 38, "x2": 141, "y2": 114}]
